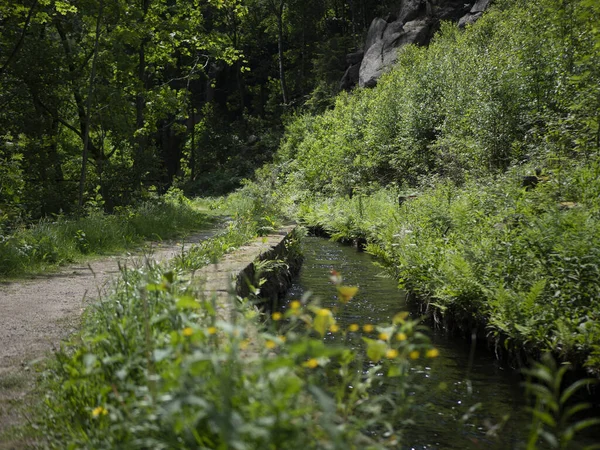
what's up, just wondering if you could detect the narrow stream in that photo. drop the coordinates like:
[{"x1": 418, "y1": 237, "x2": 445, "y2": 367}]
[{"x1": 283, "y1": 237, "x2": 531, "y2": 449}]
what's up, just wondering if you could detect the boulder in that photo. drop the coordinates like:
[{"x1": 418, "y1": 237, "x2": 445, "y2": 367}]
[
  {"x1": 458, "y1": 0, "x2": 492, "y2": 28},
  {"x1": 359, "y1": 18, "x2": 433, "y2": 88},
  {"x1": 471, "y1": 0, "x2": 493, "y2": 13},
  {"x1": 364, "y1": 18, "x2": 388, "y2": 52},
  {"x1": 346, "y1": 51, "x2": 364, "y2": 66},
  {"x1": 397, "y1": 0, "x2": 427, "y2": 24},
  {"x1": 433, "y1": 0, "x2": 474, "y2": 21}
]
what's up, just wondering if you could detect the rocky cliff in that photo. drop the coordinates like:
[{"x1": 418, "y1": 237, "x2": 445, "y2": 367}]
[{"x1": 340, "y1": 0, "x2": 493, "y2": 89}]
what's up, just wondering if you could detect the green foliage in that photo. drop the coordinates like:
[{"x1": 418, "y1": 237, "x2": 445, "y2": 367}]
[
  {"x1": 523, "y1": 354, "x2": 600, "y2": 449},
  {"x1": 39, "y1": 251, "x2": 436, "y2": 448},
  {"x1": 0, "y1": 0, "x2": 247, "y2": 218},
  {"x1": 0, "y1": 191, "x2": 211, "y2": 278},
  {"x1": 1, "y1": 0, "x2": 396, "y2": 221},
  {"x1": 0, "y1": 152, "x2": 25, "y2": 230},
  {"x1": 274, "y1": 0, "x2": 600, "y2": 196},
  {"x1": 286, "y1": 160, "x2": 600, "y2": 374}
]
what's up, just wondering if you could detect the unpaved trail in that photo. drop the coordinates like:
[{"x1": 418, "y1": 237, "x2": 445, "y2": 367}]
[{"x1": 0, "y1": 229, "x2": 218, "y2": 444}]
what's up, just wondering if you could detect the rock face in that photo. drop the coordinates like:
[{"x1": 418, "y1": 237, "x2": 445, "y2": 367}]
[
  {"x1": 458, "y1": 0, "x2": 493, "y2": 28},
  {"x1": 359, "y1": 17, "x2": 433, "y2": 88},
  {"x1": 341, "y1": 0, "x2": 493, "y2": 90}
]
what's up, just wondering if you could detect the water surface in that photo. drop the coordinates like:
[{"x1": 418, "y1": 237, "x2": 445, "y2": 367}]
[{"x1": 284, "y1": 237, "x2": 530, "y2": 449}]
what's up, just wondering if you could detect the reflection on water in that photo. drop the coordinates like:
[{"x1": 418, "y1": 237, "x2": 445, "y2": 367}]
[{"x1": 283, "y1": 237, "x2": 530, "y2": 449}]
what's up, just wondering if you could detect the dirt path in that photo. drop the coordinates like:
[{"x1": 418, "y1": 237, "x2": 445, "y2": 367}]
[{"x1": 0, "y1": 229, "x2": 217, "y2": 444}]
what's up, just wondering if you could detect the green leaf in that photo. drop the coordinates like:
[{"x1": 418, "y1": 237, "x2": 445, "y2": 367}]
[
  {"x1": 559, "y1": 378, "x2": 597, "y2": 406},
  {"x1": 531, "y1": 409, "x2": 556, "y2": 427},
  {"x1": 176, "y1": 295, "x2": 202, "y2": 309},
  {"x1": 568, "y1": 417, "x2": 600, "y2": 434},
  {"x1": 362, "y1": 337, "x2": 387, "y2": 362},
  {"x1": 313, "y1": 309, "x2": 335, "y2": 337},
  {"x1": 146, "y1": 283, "x2": 166, "y2": 292},
  {"x1": 388, "y1": 365, "x2": 402, "y2": 377}
]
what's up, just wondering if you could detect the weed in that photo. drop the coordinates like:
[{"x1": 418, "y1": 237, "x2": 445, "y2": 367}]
[
  {"x1": 523, "y1": 354, "x2": 600, "y2": 449},
  {"x1": 0, "y1": 372, "x2": 25, "y2": 390}
]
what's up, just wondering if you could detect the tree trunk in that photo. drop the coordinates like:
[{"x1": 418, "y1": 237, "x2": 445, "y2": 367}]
[
  {"x1": 135, "y1": 0, "x2": 151, "y2": 182},
  {"x1": 79, "y1": 0, "x2": 104, "y2": 208},
  {"x1": 274, "y1": 0, "x2": 289, "y2": 105}
]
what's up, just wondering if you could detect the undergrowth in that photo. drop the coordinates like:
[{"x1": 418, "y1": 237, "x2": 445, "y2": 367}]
[
  {"x1": 35, "y1": 208, "x2": 439, "y2": 448},
  {"x1": 290, "y1": 161, "x2": 600, "y2": 376},
  {"x1": 0, "y1": 188, "x2": 213, "y2": 279}
]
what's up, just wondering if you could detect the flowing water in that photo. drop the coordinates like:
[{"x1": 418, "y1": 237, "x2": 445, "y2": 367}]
[{"x1": 283, "y1": 236, "x2": 532, "y2": 449}]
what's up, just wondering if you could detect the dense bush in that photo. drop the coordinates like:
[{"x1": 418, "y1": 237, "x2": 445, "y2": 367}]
[
  {"x1": 273, "y1": 0, "x2": 600, "y2": 197},
  {"x1": 39, "y1": 209, "x2": 437, "y2": 449},
  {"x1": 291, "y1": 160, "x2": 600, "y2": 375}
]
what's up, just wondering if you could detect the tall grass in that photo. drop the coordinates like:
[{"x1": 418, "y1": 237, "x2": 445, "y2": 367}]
[{"x1": 0, "y1": 189, "x2": 213, "y2": 278}]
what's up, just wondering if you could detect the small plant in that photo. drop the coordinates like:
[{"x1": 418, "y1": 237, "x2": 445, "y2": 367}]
[
  {"x1": 523, "y1": 353, "x2": 600, "y2": 449},
  {"x1": 74, "y1": 229, "x2": 90, "y2": 254}
]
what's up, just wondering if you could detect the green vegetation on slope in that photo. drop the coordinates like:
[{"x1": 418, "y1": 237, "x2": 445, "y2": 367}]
[
  {"x1": 275, "y1": 0, "x2": 600, "y2": 198},
  {"x1": 246, "y1": 0, "x2": 600, "y2": 375},
  {"x1": 288, "y1": 164, "x2": 600, "y2": 374}
]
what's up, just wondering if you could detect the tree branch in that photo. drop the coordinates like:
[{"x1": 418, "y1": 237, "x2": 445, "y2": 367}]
[
  {"x1": 30, "y1": 91, "x2": 83, "y2": 138},
  {"x1": 0, "y1": 0, "x2": 39, "y2": 77}
]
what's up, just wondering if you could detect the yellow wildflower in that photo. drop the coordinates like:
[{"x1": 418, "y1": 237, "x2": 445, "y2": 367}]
[
  {"x1": 409, "y1": 350, "x2": 420, "y2": 360},
  {"x1": 395, "y1": 332, "x2": 407, "y2": 341},
  {"x1": 302, "y1": 358, "x2": 319, "y2": 369},
  {"x1": 240, "y1": 339, "x2": 251, "y2": 350},
  {"x1": 348, "y1": 324, "x2": 360, "y2": 332},
  {"x1": 278, "y1": 335, "x2": 287, "y2": 342},
  {"x1": 182, "y1": 327, "x2": 194, "y2": 337},
  {"x1": 378, "y1": 332, "x2": 389, "y2": 341},
  {"x1": 272, "y1": 312, "x2": 282, "y2": 321},
  {"x1": 330, "y1": 324, "x2": 340, "y2": 333},
  {"x1": 289, "y1": 300, "x2": 302, "y2": 310},
  {"x1": 265, "y1": 340, "x2": 277, "y2": 349},
  {"x1": 317, "y1": 308, "x2": 332, "y2": 317},
  {"x1": 92, "y1": 406, "x2": 108, "y2": 418},
  {"x1": 426, "y1": 348, "x2": 440, "y2": 358},
  {"x1": 337, "y1": 285, "x2": 359, "y2": 303},
  {"x1": 363, "y1": 324, "x2": 374, "y2": 333},
  {"x1": 386, "y1": 349, "x2": 399, "y2": 359},
  {"x1": 393, "y1": 311, "x2": 410, "y2": 324},
  {"x1": 207, "y1": 326, "x2": 217, "y2": 335}
]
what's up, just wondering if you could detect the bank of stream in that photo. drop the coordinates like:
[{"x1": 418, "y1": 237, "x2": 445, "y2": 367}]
[{"x1": 283, "y1": 236, "x2": 532, "y2": 449}]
